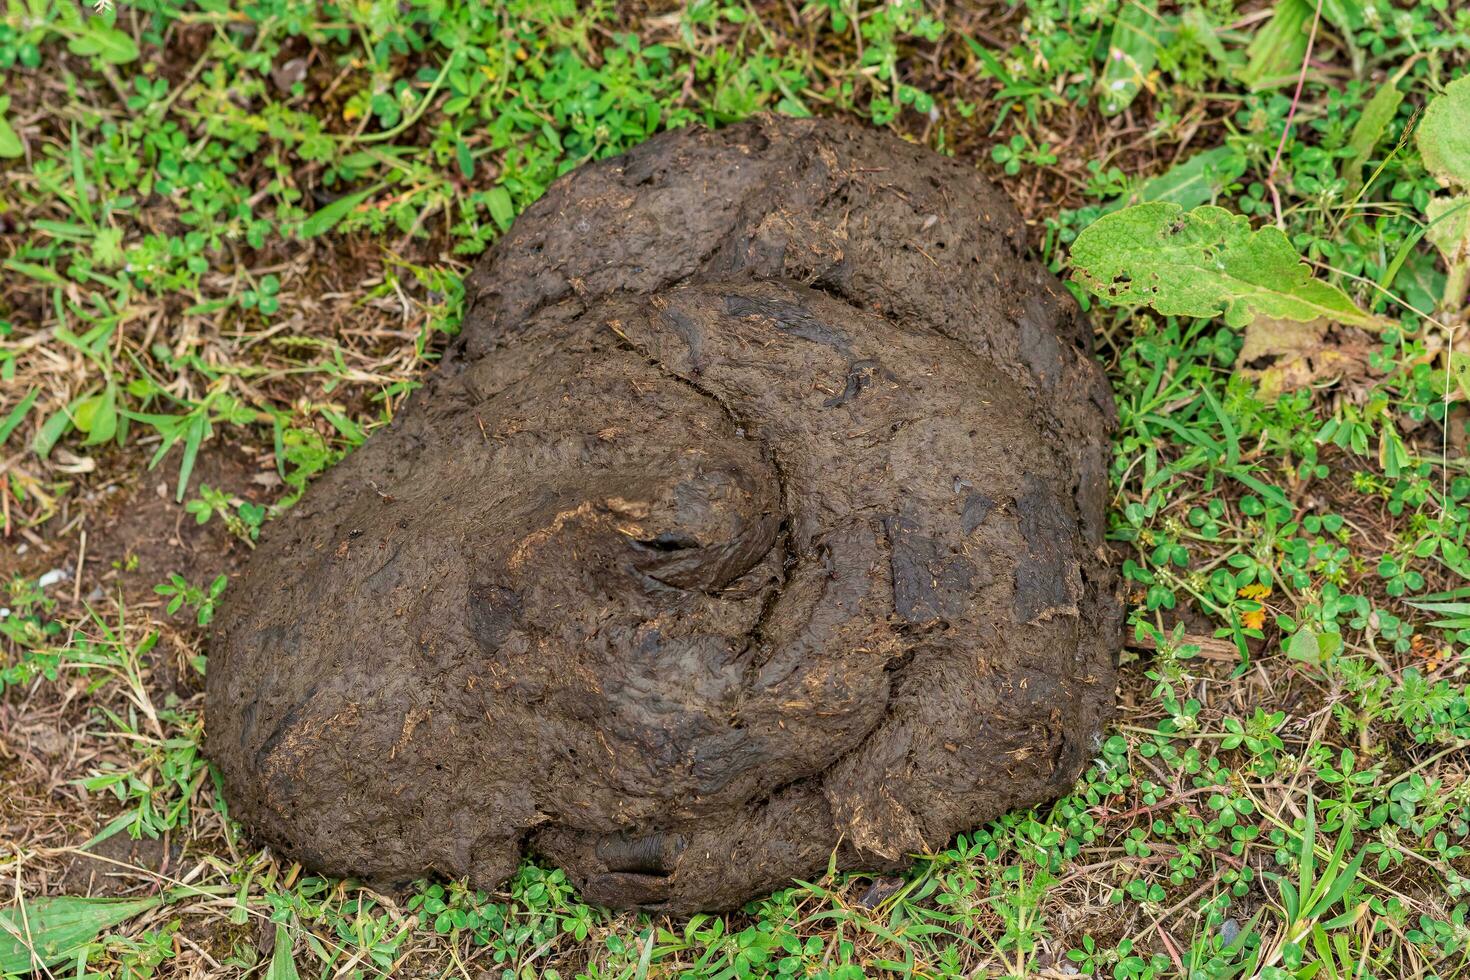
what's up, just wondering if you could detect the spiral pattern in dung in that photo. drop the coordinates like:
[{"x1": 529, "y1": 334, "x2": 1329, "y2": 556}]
[{"x1": 206, "y1": 115, "x2": 1121, "y2": 913}]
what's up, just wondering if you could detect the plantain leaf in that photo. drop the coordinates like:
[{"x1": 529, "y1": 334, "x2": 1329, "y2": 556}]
[
  {"x1": 78, "y1": 383, "x2": 118, "y2": 446},
  {"x1": 1343, "y1": 80, "x2": 1404, "y2": 191},
  {"x1": 487, "y1": 184, "x2": 515, "y2": 231},
  {"x1": 1098, "y1": 0, "x2": 1161, "y2": 117},
  {"x1": 1070, "y1": 203, "x2": 1385, "y2": 329},
  {"x1": 455, "y1": 139, "x2": 474, "y2": 180},
  {"x1": 1425, "y1": 195, "x2": 1470, "y2": 265},
  {"x1": 300, "y1": 186, "x2": 377, "y2": 238},
  {"x1": 1136, "y1": 145, "x2": 1247, "y2": 208},
  {"x1": 0, "y1": 895, "x2": 161, "y2": 973},
  {"x1": 266, "y1": 923, "x2": 300, "y2": 980},
  {"x1": 1417, "y1": 73, "x2": 1470, "y2": 190},
  {"x1": 1451, "y1": 352, "x2": 1470, "y2": 404},
  {"x1": 1238, "y1": 0, "x2": 1311, "y2": 92}
]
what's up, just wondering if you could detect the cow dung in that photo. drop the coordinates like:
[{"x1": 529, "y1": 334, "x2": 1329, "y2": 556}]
[{"x1": 205, "y1": 114, "x2": 1121, "y2": 913}]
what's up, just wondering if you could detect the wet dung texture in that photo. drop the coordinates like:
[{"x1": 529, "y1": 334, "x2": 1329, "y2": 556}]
[{"x1": 205, "y1": 115, "x2": 1122, "y2": 913}]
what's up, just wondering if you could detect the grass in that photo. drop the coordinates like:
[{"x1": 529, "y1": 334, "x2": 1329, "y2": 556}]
[{"x1": 2, "y1": 0, "x2": 1470, "y2": 976}]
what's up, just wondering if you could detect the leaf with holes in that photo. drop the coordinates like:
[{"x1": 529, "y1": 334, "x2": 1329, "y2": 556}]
[{"x1": 1070, "y1": 203, "x2": 1385, "y2": 329}]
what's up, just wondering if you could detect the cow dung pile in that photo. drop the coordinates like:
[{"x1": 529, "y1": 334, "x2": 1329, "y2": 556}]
[{"x1": 205, "y1": 114, "x2": 1121, "y2": 914}]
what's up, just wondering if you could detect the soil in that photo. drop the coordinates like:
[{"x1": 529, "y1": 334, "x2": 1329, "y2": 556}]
[
  {"x1": 204, "y1": 114, "x2": 1123, "y2": 914},
  {"x1": 0, "y1": 444, "x2": 258, "y2": 605},
  {"x1": 55, "y1": 833, "x2": 181, "y2": 898}
]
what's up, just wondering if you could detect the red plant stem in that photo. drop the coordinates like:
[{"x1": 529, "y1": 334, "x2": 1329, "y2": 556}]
[{"x1": 1267, "y1": 0, "x2": 1326, "y2": 228}]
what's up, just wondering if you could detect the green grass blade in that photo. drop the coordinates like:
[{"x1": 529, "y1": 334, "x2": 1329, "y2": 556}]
[
  {"x1": 1318, "y1": 847, "x2": 1368, "y2": 914},
  {"x1": 1300, "y1": 794, "x2": 1317, "y2": 904},
  {"x1": 267, "y1": 923, "x2": 300, "y2": 980},
  {"x1": 299, "y1": 184, "x2": 381, "y2": 239},
  {"x1": 0, "y1": 387, "x2": 39, "y2": 446}
]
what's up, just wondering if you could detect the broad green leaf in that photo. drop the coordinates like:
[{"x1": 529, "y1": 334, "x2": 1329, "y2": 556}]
[
  {"x1": 487, "y1": 184, "x2": 515, "y2": 230},
  {"x1": 1278, "y1": 877, "x2": 1301, "y2": 921},
  {"x1": 267, "y1": 924, "x2": 300, "y2": 980},
  {"x1": 1238, "y1": 0, "x2": 1311, "y2": 92},
  {"x1": 1098, "y1": 0, "x2": 1161, "y2": 117},
  {"x1": 456, "y1": 139, "x2": 474, "y2": 180},
  {"x1": 0, "y1": 111, "x2": 22, "y2": 159},
  {"x1": 1299, "y1": 794, "x2": 1317, "y2": 900},
  {"x1": 77, "y1": 384, "x2": 118, "y2": 446},
  {"x1": 67, "y1": 19, "x2": 140, "y2": 65},
  {"x1": 176, "y1": 412, "x2": 209, "y2": 501},
  {"x1": 1318, "y1": 846, "x2": 1368, "y2": 912},
  {"x1": 33, "y1": 398, "x2": 82, "y2": 458},
  {"x1": 300, "y1": 186, "x2": 377, "y2": 238},
  {"x1": 72, "y1": 393, "x2": 100, "y2": 431},
  {"x1": 1425, "y1": 195, "x2": 1470, "y2": 265},
  {"x1": 1287, "y1": 626, "x2": 1341, "y2": 664},
  {"x1": 1137, "y1": 145, "x2": 1247, "y2": 208},
  {"x1": 1070, "y1": 203, "x2": 1385, "y2": 329},
  {"x1": 0, "y1": 895, "x2": 161, "y2": 973},
  {"x1": 1450, "y1": 352, "x2": 1470, "y2": 404},
  {"x1": 1343, "y1": 80, "x2": 1403, "y2": 191},
  {"x1": 1417, "y1": 73, "x2": 1470, "y2": 189}
]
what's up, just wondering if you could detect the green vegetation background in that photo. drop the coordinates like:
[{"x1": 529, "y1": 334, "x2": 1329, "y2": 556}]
[{"x1": 3, "y1": 1, "x2": 1470, "y2": 977}]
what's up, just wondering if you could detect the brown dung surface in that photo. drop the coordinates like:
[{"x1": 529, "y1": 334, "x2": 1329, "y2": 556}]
[{"x1": 204, "y1": 114, "x2": 1122, "y2": 914}]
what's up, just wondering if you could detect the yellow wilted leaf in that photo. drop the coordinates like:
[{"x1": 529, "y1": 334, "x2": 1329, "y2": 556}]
[{"x1": 1237, "y1": 583, "x2": 1270, "y2": 630}]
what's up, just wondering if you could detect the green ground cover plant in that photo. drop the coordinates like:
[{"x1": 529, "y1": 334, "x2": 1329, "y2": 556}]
[{"x1": 2, "y1": 0, "x2": 1470, "y2": 977}]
